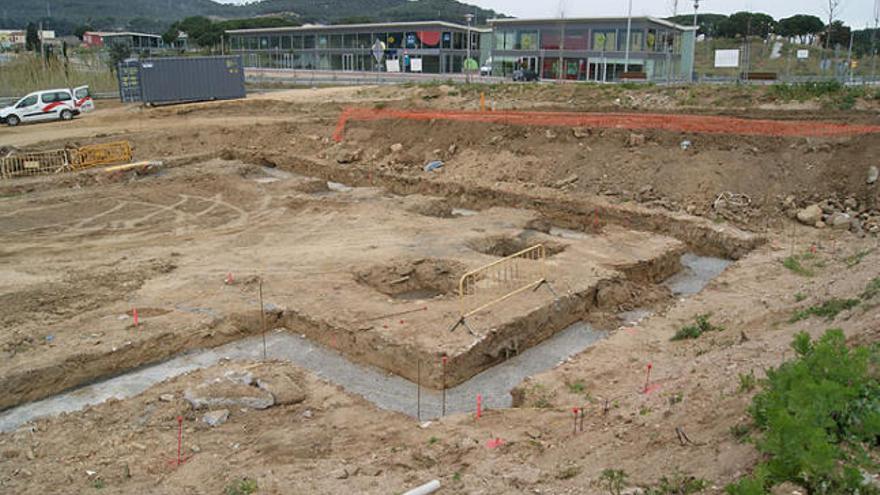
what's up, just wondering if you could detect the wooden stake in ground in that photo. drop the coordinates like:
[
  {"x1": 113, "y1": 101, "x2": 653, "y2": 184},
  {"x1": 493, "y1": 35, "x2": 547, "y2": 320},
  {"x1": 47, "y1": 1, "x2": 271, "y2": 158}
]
[{"x1": 260, "y1": 278, "x2": 266, "y2": 361}]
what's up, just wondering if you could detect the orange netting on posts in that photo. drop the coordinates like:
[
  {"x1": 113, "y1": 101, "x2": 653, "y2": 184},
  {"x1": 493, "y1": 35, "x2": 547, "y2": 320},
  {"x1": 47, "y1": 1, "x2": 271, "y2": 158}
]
[{"x1": 332, "y1": 107, "x2": 880, "y2": 142}]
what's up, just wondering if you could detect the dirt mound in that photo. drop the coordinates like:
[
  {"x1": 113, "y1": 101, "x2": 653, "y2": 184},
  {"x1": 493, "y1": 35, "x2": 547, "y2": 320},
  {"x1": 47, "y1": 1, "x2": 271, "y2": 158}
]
[{"x1": 354, "y1": 258, "x2": 468, "y2": 299}]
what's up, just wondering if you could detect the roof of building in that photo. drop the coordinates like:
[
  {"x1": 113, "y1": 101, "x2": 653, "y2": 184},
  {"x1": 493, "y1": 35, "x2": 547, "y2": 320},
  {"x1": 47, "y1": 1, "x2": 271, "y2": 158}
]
[
  {"x1": 85, "y1": 31, "x2": 162, "y2": 38},
  {"x1": 226, "y1": 20, "x2": 491, "y2": 35},
  {"x1": 488, "y1": 16, "x2": 697, "y2": 31}
]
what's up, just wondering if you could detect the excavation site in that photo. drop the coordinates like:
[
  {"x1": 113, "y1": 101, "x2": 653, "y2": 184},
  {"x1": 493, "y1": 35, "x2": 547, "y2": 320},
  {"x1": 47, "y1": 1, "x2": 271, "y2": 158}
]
[{"x1": 1, "y1": 84, "x2": 879, "y2": 494}]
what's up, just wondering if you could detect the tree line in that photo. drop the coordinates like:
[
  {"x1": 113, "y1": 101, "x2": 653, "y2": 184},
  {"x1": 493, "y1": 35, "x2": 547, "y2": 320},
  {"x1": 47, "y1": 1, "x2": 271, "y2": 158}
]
[{"x1": 668, "y1": 11, "x2": 876, "y2": 54}]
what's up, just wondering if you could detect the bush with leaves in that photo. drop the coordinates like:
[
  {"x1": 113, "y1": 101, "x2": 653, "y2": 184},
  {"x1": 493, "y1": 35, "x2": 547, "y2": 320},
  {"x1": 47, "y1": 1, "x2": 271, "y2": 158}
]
[{"x1": 726, "y1": 329, "x2": 880, "y2": 495}]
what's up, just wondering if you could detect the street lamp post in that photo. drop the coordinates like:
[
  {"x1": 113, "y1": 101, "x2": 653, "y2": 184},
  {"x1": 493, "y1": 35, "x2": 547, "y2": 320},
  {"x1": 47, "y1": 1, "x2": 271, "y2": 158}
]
[
  {"x1": 465, "y1": 13, "x2": 474, "y2": 83},
  {"x1": 624, "y1": 0, "x2": 633, "y2": 73},
  {"x1": 693, "y1": 0, "x2": 700, "y2": 28}
]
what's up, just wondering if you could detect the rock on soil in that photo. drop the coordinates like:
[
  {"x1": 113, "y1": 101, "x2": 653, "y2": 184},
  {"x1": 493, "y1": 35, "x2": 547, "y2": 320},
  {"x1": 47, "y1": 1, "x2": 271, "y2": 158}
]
[
  {"x1": 796, "y1": 204, "x2": 823, "y2": 225},
  {"x1": 184, "y1": 371, "x2": 275, "y2": 410},
  {"x1": 202, "y1": 409, "x2": 229, "y2": 427},
  {"x1": 257, "y1": 369, "x2": 307, "y2": 405},
  {"x1": 869, "y1": 165, "x2": 879, "y2": 185}
]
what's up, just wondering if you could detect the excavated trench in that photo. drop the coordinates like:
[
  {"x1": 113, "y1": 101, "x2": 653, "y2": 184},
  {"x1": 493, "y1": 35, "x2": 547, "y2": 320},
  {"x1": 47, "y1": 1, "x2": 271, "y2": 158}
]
[
  {"x1": 0, "y1": 250, "x2": 728, "y2": 433},
  {"x1": 0, "y1": 153, "x2": 745, "y2": 432}
]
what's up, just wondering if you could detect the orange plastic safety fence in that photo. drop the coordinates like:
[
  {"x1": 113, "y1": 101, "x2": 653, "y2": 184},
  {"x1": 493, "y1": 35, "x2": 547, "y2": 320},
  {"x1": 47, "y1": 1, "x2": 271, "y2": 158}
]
[{"x1": 333, "y1": 107, "x2": 880, "y2": 142}]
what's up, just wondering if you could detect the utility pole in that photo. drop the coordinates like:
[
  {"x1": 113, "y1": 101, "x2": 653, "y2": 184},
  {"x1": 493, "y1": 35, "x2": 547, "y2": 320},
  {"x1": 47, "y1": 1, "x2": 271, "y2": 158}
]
[
  {"x1": 873, "y1": 0, "x2": 879, "y2": 82},
  {"x1": 558, "y1": 9, "x2": 566, "y2": 81},
  {"x1": 693, "y1": 0, "x2": 700, "y2": 28},
  {"x1": 624, "y1": 0, "x2": 633, "y2": 72}
]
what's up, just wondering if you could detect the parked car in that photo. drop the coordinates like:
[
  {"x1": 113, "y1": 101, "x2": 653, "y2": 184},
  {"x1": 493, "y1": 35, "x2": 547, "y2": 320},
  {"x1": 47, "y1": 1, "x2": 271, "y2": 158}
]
[
  {"x1": 512, "y1": 69, "x2": 539, "y2": 82},
  {"x1": 0, "y1": 86, "x2": 94, "y2": 126}
]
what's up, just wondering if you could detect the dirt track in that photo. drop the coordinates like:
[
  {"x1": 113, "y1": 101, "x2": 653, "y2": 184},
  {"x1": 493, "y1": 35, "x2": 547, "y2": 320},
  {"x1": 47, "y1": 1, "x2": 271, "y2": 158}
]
[{"x1": 1, "y1": 84, "x2": 879, "y2": 494}]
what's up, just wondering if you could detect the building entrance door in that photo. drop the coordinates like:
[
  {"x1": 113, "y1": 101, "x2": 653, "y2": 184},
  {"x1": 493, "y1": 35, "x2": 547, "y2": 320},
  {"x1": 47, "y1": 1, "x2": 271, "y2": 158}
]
[
  {"x1": 588, "y1": 60, "x2": 607, "y2": 82},
  {"x1": 521, "y1": 56, "x2": 539, "y2": 72}
]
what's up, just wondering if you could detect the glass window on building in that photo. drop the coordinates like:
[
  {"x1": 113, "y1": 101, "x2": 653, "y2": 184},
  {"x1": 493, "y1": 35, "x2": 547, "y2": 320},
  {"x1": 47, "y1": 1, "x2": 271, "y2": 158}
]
[
  {"x1": 405, "y1": 32, "x2": 419, "y2": 49},
  {"x1": 453, "y1": 32, "x2": 464, "y2": 50},
  {"x1": 647, "y1": 29, "x2": 660, "y2": 52},
  {"x1": 281, "y1": 35, "x2": 291, "y2": 49},
  {"x1": 515, "y1": 30, "x2": 538, "y2": 50},
  {"x1": 358, "y1": 33, "x2": 372, "y2": 48},
  {"x1": 318, "y1": 35, "x2": 328, "y2": 49},
  {"x1": 422, "y1": 55, "x2": 440, "y2": 73},
  {"x1": 540, "y1": 29, "x2": 561, "y2": 50},
  {"x1": 471, "y1": 32, "x2": 480, "y2": 50},
  {"x1": 343, "y1": 33, "x2": 356, "y2": 49},
  {"x1": 592, "y1": 30, "x2": 616, "y2": 52},
  {"x1": 269, "y1": 36, "x2": 280, "y2": 49},
  {"x1": 672, "y1": 32, "x2": 681, "y2": 54},
  {"x1": 387, "y1": 32, "x2": 403, "y2": 49},
  {"x1": 303, "y1": 35, "x2": 315, "y2": 49},
  {"x1": 441, "y1": 32, "x2": 452, "y2": 49},
  {"x1": 292, "y1": 36, "x2": 302, "y2": 49},
  {"x1": 318, "y1": 54, "x2": 331, "y2": 69},
  {"x1": 621, "y1": 30, "x2": 644, "y2": 52},
  {"x1": 329, "y1": 34, "x2": 342, "y2": 49},
  {"x1": 564, "y1": 30, "x2": 588, "y2": 50},
  {"x1": 259, "y1": 36, "x2": 269, "y2": 50},
  {"x1": 230, "y1": 36, "x2": 241, "y2": 50}
]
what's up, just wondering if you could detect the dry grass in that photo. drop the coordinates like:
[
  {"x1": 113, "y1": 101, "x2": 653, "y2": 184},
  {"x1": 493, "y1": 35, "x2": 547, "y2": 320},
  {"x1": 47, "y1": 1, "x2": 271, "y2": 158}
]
[{"x1": 0, "y1": 52, "x2": 118, "y2": 97}]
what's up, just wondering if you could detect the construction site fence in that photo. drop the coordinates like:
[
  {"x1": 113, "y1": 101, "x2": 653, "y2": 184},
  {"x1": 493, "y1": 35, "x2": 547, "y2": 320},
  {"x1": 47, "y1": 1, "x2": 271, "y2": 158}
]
[
  {"x1": 459, "y1": 244, "x2": 546, "y2": 319},
  {"x1": 0, "y1": 141, "x2": 132, "y2": 180}
]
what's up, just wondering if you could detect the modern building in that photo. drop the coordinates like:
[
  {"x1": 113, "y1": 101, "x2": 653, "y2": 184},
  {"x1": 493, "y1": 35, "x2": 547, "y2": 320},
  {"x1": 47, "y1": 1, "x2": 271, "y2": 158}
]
[
  {"x1": 226, "y1": 21, "x2": 489, "y2": 73},
  {"x1": 488, "y1": 17, "x2": 696, "y2": 82},
  {"x1": 224, "y1": 17, "x2": 696, "y2": 82},
  {"x1": 82, "y1": 32, "x2": 164, "y2": 53}
]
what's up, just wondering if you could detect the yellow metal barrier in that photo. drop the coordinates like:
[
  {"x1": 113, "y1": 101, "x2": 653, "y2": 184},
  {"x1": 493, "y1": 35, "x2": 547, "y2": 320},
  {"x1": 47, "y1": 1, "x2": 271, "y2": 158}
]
[
  {"x1": 0, "y1": 149, "x2": 71, "y2": 179},
  {"x1": 0, "y1": 141, "x2": 132, "y2": 179},
  {"x1": 458, "y1": 244, "x2": 547, "y2": 319},
  {"x1": 69, "y1": 141, "x2": 132, "y2": 170}
]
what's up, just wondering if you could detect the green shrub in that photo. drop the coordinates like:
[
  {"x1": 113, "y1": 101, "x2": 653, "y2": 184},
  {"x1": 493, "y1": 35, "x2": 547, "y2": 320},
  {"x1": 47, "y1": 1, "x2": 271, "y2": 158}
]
[
  {"x1": 769, "y1": 81, "x2": 844, "y2": 101},
  {"x1": 789, "y1": 298, "x2": 860, "y2": 323},
  {"x1": 671, "y1": 314, "x2": 724, "y2": 341},
  {"x1": 738, "y1": 371, "x2": 757, "y2": 393},
  {"x1": 727, "y1": 330, "x2": 880, "y2": 494},
  {"x1": 599, "y1": 469, "x2": 628, "y2": 495},
  {"x1": 225, "y1": 479, "x2": 258, "y2": 495},
  {"x1": 644, "y1": 471, "x2": 708, "y2": 495}
]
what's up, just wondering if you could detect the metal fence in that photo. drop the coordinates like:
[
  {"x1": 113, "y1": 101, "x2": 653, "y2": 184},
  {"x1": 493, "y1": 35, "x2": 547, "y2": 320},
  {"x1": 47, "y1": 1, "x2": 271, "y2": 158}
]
[
  {"x1": 459, "y1": 244, "x2": 547, "y2": 319},
  {"x1": 0, "y1": 141, "x2": 132, "y2": 180}
]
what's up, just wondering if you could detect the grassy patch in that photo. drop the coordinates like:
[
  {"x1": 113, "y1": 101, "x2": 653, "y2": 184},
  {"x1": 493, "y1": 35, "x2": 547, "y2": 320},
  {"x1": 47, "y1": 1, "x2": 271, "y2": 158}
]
[
  {"x1": 555, "y1": 465, "x2": 582, "y2": 480},
  {"x1": 725, "y1": 330, "x2": 880, "y2": 495},
  {"x1": 861, "y1": 277, "x2": 880, "y2": 300},
  {"x1": 599, "y1": 469, "x2": 628, "y2": 495},
  {"x1": 782, "y1": 255, "x2": 814, "y2": 277},
  {"x1": 843, "y1": 249, "x2": 874, "y2": 268},
  {"x1": 794, "y1": 292, "x2": 806, "y2": 302},
  {"x1": 738, "y1": 371, "x2": 757, "y2": 393},
  {"x1": 671, "y1": 314, "x2": 724, "y2": 341},
  {"x1": 427, "y1": 436, "x2": 439, "y2": 445},
  {"x1": 225, "y1": 479, "x2": 258, "y2": 495},
  {"x1": 0, "y1": 52, "x2": 118, "y2": 96},
  {"x1": 729, "y1": 423, "x2": 751, "y2": 442},
  {"x1": 789, "y1": 298, "x2": 860, "y2": 323},
  {"x1": 644, "y1": 471, "x2": 709, "y2": 495}
]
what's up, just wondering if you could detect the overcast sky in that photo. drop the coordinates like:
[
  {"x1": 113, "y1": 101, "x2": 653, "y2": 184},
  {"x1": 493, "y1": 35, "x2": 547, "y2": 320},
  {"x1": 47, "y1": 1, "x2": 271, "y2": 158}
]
[
  {"x1": 467, "y1": 0, "x2": 875, "y2": 27},
  {"x1": 214, "y1": 0, "x2": 876, "y2": 27}
]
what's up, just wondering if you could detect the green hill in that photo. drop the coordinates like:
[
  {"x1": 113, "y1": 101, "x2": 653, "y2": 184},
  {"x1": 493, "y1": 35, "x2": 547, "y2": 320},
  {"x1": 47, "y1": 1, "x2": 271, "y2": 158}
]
[{"x1": 0, "y1": 0, "x2": 502, "y2": 35}]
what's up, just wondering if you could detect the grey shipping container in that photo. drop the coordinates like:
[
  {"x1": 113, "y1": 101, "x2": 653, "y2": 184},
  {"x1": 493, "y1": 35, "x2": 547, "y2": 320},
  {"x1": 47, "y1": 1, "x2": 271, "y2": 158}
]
[{"x1": 118, "y1": 56, "x2": 246, "y2": 105}]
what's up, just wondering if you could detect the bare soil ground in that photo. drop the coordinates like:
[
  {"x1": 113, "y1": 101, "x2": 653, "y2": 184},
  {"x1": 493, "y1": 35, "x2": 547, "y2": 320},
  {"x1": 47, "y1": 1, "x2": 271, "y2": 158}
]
[{"x1": 1, "y1": 83, "x2": 879, "y2": 494}]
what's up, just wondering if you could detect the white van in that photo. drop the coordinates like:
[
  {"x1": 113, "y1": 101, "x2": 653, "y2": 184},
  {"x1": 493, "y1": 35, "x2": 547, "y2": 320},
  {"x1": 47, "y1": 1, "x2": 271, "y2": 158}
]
[{"x1": 0, "y1": 86, "x2": 94, "y2": 126}]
